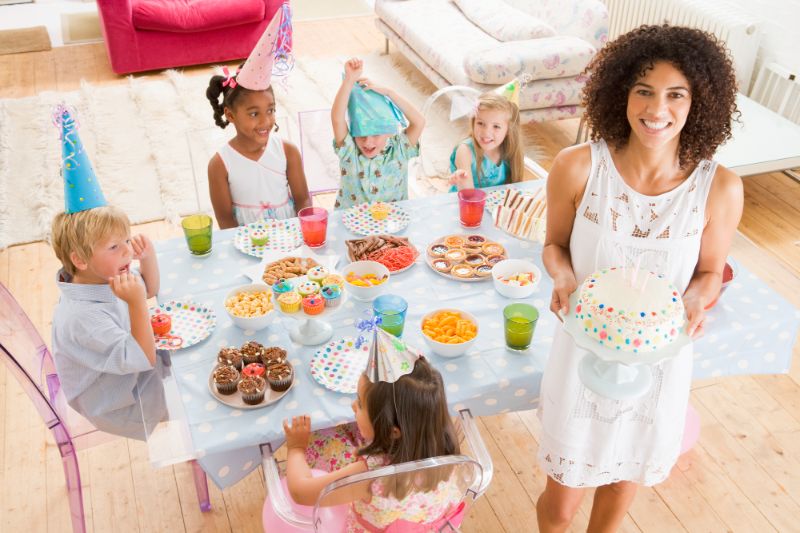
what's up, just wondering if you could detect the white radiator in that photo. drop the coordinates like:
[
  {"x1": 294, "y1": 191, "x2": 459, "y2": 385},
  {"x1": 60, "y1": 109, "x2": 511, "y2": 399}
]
[
  {"x1": 604, "y1": 0, "x2": 760, "y2": 90},
  {"x1": 750, "y1": 63, "x2": 800, "y2": 125}
]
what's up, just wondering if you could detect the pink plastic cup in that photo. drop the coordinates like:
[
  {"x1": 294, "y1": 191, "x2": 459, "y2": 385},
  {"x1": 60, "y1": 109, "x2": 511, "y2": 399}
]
[
  {"x1": 458, "y1": 188, "x2": 487, "y2": 228},
  {"x1": 298, "y1": 207, "x2": 328, "y2": 248}
]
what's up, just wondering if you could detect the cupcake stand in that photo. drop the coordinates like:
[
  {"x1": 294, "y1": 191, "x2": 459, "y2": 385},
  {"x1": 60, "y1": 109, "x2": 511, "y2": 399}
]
[
  {"x1": 277, "y1": 288, "x2": 348, "y2": 346},
  {"x1": 561, "y1": 292, "x2": 691, "y2": 400}
]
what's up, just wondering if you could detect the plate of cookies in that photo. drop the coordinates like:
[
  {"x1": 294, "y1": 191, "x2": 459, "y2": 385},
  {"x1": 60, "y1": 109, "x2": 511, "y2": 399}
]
[
  {"x1": 233, "y1": 219, "x2": 304, "y2": 258},
  {"x1": 425, "y1": 234, "x2": 507, "y2": 282},
  {"x1": 342, "y1": 202, "x2": 411, "y2": 236},
  {"x1": 209, "y1": 343, "x2": 295, "y2": 409},
  {"x1": 345, "y1": 234, "x2": 419, "y2": 274}
]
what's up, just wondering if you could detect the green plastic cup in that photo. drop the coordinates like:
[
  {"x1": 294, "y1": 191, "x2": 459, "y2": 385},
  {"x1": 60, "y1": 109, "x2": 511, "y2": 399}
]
[
  {"x1": 181, "y1": 214, "x2": 213, "y2": 256},
  {"x1": 503, "y1": 303, "x2": 539, "y2": 351}
]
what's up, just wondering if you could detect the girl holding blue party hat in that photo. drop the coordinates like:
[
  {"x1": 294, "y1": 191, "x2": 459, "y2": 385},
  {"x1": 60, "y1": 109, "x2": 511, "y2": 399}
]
[
  {"x1": 206, "y1": 4, "x2": 312, "y2": 229},
  {"x1": 331, "y1": 57, "x2": 426, "y2": 209}
]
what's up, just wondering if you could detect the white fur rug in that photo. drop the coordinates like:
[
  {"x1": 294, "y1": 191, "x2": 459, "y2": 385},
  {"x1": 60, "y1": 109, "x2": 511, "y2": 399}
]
[{"x1": 0, "y1": 52, "x2": 537, "y2": 248}]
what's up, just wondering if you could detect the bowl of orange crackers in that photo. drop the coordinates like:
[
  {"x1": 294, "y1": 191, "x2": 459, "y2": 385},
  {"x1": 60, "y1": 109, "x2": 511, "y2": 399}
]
[{"x1": 420, "y1": 309, "x2": 479, "y2": 358}]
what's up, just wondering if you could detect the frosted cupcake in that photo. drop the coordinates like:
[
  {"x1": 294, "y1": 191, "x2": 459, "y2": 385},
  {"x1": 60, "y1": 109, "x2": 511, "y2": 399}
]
[
  {"x1": 262, "y1": 346, "x2": 288, "y2": 366},
  {"x1": 302, "y1": 295, "x2": 325, "y2": 315},
  {"x1": 250, "y1": 229, "x2": 268, "y2": 246},
  {"x1": 320, "y1": 285, "x2": 342, "y2": 308},
  {"x1": 242, "y1": 362, "x2": 266, "y2": 379},
  {"x1": 213, "y1": 365, "x2": 239, "y2": 395},
  {"x1": 277, "y1": 291, "x2": 302, "y2": 313},
  {"x1": 266, "y1": 361, "x2": 294, "y2": 392},
  {"x1": 297, "y1": 280, "x2": 320, "y2": 296},
  {"x1": 240, "y1": 341, "x2": 266, "y2": 365},
  {"x1": 217, "y1": 347, "x2": 243, "y2": 370},
  {"x1": 307, "y1": 266, "x2": 329, "y2": 284},
  {"x1": 237, "y1": 376, "x2": 267, "y2": 405},
  {"x1": 322, "y1": 274, "x2": 345, "y2": 289},
  {"x1": 272, "y1": 279, "x2": 293, "y2": 296},
  {"x1": 369, "y1": 202, "x2": 390, "y2": 220}
]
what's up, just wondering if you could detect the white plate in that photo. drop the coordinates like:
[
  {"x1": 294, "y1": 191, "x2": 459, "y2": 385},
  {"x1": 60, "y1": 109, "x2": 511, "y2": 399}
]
[
  {"x1": 151, "y1": 300, "x2": 216, "y2": 351},
  {"x1": 207, "y1": 372, "x2": 294, "y2": 409},
  {"x1": 242, "y1": 246, "x2": 340, "y2": 284},
  {"x1": 561, "y1": 292, "x2": 692, "y2": 366},
  {"x1": 342, "y1": 203, "x2": 411, "y2": 236},
  {"x1": 309, "y1": 336, "x2": 369, "y2": 393},
  {"x1": 424, "y1": 234, "x2": 505, "y2": 282},
  {"x1": 345, "y1": 240, "x2": 420, "y2": 274},
  {"x1": 233, "y1": 219, "x2": 303, "y2": 258}
]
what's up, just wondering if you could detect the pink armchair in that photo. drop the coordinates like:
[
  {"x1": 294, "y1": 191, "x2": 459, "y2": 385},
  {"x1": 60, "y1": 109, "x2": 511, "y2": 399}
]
[{"x1": 96, "y1": 0, "x2": 285, "y2": 74}]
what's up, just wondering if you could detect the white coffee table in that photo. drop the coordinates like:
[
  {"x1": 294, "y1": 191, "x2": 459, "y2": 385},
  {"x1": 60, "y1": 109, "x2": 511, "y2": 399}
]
[{"x1": 715, "y1": 94, "x2": 800, "y2": 177}]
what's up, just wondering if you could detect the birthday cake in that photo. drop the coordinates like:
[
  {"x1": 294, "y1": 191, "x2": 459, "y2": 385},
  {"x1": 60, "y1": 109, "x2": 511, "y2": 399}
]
[{"x1": 574, "y1": 267, "x2": 685, "y2": 353}]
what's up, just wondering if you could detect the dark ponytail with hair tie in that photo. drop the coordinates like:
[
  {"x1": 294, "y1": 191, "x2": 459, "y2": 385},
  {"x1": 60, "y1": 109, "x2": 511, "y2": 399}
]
[{"x1": 206, "y1": 75, "x2": 232, "y2": 129}]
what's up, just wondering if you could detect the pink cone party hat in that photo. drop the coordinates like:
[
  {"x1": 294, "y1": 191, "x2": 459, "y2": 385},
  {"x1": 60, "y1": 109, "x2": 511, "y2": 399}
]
[
  {"x1": 236, "y1": 3, "x2": 294, "y2": 90},
  {"x1": 53, "y1": 104, "x2": 107, "y2": 214}
]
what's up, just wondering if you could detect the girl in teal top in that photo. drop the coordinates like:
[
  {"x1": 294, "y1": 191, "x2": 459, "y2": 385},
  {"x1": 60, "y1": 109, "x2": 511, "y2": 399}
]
[{"x1": 449, "y1": 91, "x2": 524, "y2": 190}]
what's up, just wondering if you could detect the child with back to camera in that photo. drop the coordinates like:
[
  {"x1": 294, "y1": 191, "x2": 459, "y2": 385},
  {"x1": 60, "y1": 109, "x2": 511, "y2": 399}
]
[
  {"x1": 449, "y1": 85, "x2": 525, "y2": 191},
  {"x1": 50, "y1": 106, "x2": 165, "y2": 440},
  {"x1": 282, "y1": 356, "x2": 464, "y2": 530},
  {"x1": 206, "y1": 15, "x2": 311, "y2": 229},
  {"x1": 331, "y1": 57, "x2": 426, "y2": 209}
]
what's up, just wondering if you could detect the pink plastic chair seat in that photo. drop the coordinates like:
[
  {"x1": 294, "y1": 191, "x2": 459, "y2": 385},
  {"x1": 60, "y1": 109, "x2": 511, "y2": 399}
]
[{"x1": 262, "y1": 469, "x2": 348, "y2": 533}]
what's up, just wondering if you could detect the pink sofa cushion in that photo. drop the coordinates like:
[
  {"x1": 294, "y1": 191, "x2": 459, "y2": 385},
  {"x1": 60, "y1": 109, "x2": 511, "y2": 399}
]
[{"x1": 132, "y1": 0, "x2": 266, "y2": 33}]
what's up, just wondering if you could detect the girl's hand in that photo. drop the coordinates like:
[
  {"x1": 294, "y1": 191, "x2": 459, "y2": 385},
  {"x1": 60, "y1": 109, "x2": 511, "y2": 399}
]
[
  {"x1": 357, "y1": 77, "x2": 388, "y2": 96},
  {"x1": 550, "y1": 272, "x2": 578, "y2": 320},
  {"x1": 448, "y1": 169, "x2": 471, "y2": 190},
  {"x1": 109, "y1": 272, "x2": 146, "y2": 305},
  {"x1": 683, "y1": 294, "x2": 707, "y2": 339},
  {"x1": 283, "y1": 415, "x2": 312, "y2": 451},
  {"x1": 131, "y1": 234, "x2": 154, "y2": 261},
  {"x1": 344, "y1": 58, "x2": 363, "y2": 82}
]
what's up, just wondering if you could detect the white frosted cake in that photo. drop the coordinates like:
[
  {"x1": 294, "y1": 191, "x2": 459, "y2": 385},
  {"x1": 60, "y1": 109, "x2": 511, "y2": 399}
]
[{"x1": 573, "y1": 267, "x2": 685, "y2": 353}]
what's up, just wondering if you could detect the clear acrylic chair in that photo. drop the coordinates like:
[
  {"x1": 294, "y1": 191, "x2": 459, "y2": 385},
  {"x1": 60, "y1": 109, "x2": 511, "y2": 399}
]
[
  {"x1": 0, "y1": 281, "x2": 211, "y2": 533},
  {"x1": 262, "y1": 409, "x2": 493, "y2": 532}
]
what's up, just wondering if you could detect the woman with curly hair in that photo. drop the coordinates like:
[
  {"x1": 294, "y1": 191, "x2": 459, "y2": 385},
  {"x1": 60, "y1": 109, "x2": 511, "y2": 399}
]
[{"x1": 537, "y1": 25, "x2": 743, "y2": 531}]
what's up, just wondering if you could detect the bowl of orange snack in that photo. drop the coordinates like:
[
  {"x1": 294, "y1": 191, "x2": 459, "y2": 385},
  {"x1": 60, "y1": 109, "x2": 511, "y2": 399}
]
[
  {"x1": 224, "y1": 283, "x2": 275, "y2": 331},
  {"x1": 344, "y1": 261, "x2": 390, "y2": 301},
  {"x1": 420, "y1": 309, "x2": 479, "y2": 358}
]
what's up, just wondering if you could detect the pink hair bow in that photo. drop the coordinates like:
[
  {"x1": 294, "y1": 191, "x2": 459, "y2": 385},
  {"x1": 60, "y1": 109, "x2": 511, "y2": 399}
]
[{"x1": 222, "y1": 66, "x2": 238, "y2": 89}]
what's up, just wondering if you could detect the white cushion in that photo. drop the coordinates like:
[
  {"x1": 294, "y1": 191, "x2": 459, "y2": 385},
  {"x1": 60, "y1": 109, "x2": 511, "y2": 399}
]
[
  {"x1": 463, "y1": 36, "x2": 596, "y2": 84},
  {"x1": 452, "y1": 0, "x2": 555, "y2": 41}
]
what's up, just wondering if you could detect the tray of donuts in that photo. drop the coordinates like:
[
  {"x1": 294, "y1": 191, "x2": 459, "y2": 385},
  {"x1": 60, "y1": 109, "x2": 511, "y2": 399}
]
[{"x1": 425, "y1": 234, "x2": 507, "y2": 282}]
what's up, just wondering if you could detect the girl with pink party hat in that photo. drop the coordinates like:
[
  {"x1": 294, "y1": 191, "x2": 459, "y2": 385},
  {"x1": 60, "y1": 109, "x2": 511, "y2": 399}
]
[{"x1": 206, "y1": 7, "x2": 311, "y2": 229}]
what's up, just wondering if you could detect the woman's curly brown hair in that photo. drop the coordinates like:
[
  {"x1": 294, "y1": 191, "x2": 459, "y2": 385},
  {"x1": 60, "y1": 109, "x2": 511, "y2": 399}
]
[{"x1": 582, "y1": 25, "x2": 739, "y2": 168}]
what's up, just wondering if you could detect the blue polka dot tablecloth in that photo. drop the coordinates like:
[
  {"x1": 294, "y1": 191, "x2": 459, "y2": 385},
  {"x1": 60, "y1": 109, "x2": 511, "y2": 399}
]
[{"x1": 151, "y1": 183, "x2": 799, "y2": 490}]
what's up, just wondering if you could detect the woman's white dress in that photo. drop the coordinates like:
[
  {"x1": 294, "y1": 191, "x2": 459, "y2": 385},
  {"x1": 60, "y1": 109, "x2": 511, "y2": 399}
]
[
  {"x1": 217, "y1": 133, "x2": 295, "y2": 225},
  {"x1": 537, "y1": 139, "x2": 717, "y2": 487}
]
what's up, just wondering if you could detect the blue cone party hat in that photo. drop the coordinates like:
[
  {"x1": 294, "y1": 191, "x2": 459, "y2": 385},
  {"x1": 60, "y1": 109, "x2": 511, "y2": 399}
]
[
  {"x1": 54, "y1": 104, "x2": 107, "y2": 214},
  {"x1": 347, "y1": 80, "x2": 407, "y2": 137}
]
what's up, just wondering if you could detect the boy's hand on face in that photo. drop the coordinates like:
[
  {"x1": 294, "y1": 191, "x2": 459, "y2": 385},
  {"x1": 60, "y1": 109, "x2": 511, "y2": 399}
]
[
  {"x1": 109, "y1": 272, "x2": 146, "y2": 305},
  {"x1": 344, "y1": 58, "x2": 363, "y2": 82},
  {"x1": 131, "y1": 234, "x2": 154, "y2": 261},
  {"x1": 283, "y1": 415, "x2": 312, "y2": 450}
]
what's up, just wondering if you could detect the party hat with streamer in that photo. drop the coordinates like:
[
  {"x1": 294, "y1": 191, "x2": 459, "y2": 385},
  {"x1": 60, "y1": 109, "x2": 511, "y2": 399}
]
[
  {"x1": 53, "y1": 104, "x2": 107, "y2": 214},
  {"x1": 236, "y1": 2, "x2": 294, "y2": 90},
  {"x1": 347, "y1": 81, "x2": 407, "y2": 137},
  {"x1": 493, "y1": 78, "x2": 520, "y2": 106},
  {"x1": 355, "y1": 315, "x2": 421, "y2": 383}
]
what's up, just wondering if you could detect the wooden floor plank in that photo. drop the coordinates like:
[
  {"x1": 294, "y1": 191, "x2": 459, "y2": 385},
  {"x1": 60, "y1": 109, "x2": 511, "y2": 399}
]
[{"x1": 87, "y1": 440, "x2": 141, "y2": 531}]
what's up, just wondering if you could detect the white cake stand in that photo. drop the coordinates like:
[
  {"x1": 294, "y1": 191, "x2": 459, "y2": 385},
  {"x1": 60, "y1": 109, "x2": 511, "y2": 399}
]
[
  {"x1": 277, "y1": 289, "x2": 348, "y2": 346},
  {"x1": 561, "y1": 292, "x2": 692, "y2": 400}
]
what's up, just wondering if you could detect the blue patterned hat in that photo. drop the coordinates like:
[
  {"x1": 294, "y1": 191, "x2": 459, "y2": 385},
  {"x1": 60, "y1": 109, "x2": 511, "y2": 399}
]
[
  {"x1": 347, "y1": 81, "x2": 407, "y2": 137},
  {"x1": 54, "y1": 105, "x2": 107, "y2": 214}
]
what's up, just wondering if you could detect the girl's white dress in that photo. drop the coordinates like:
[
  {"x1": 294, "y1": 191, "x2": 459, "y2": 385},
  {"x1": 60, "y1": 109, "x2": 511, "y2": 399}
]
[
  {"x1": 217, "y1": 132, "x2": 295, "y2": 225},
  {"x1": 537, "y1": 139, "x2": 717, "y2": 487}
]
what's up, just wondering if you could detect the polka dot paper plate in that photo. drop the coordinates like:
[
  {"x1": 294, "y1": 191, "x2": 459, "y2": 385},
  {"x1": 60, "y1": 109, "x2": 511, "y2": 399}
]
[
  {"x1": 309, "y1": 336, "x2": 370, "y2": 393},
  {"x1": 151, "y1": 300, "x2": 216, "y2": 351},
  {"x1": 233, "y1": 219, "x2": 303, "y2": 258},
  {"x1": 342, "y1": 203, "x2": 411, "y2": 236}
]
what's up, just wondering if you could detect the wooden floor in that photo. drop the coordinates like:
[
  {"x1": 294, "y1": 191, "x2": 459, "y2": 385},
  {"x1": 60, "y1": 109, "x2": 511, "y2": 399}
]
[{"x1": 2, "y1": 16, "x2": 799, "y2": 533}]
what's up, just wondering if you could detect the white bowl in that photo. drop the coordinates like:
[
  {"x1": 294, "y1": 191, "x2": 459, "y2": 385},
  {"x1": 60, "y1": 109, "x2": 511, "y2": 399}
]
[
  {"x1": 420, "y1": 309, "x2": 479, "y2": 358},
  {"x1": 224, "y1": 283, "x2": 276, "y2": 331},
  {"x1": 343, "y1": 261, "x2": 391, "y2": 302},
  {"x1": 491, "y1": 259, "x2": 542, "y2": 299}
]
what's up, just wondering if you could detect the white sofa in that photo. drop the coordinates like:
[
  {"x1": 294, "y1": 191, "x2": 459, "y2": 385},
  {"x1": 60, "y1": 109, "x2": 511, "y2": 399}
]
[{"x1": 375, "y1": 0, "x2": 608, "y2": 122}]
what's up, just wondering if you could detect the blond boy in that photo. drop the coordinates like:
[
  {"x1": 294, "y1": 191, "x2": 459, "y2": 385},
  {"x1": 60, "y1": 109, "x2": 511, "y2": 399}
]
[{"x1": 50, "y1": 205, "x2": 164, "y2": 439}]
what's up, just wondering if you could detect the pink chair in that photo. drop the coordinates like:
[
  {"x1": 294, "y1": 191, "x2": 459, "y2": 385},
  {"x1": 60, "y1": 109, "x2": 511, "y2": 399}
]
[
  {"x1": 0, "y1": 282, "x2": 211, "y2": 532},
  {"x1": 96, "y1": 0, "x2": 286, "y2": 74}
]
